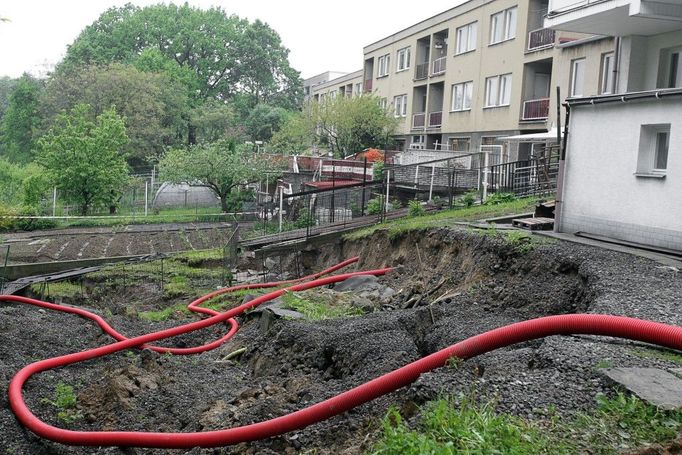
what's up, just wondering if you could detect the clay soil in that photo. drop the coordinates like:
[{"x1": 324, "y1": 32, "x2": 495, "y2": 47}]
[{"x1": 1, "y1": 227, "x2": 682, "y2": 454}]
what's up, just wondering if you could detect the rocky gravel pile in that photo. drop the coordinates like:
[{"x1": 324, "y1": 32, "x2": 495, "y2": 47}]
[{"x1": 0, "y1": 227, "x2": 681, "y2": 454}]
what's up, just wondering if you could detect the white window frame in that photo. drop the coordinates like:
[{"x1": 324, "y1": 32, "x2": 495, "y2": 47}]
[
  {"x1": 455, "y1": 22, "x2": 477, "y2": 55},
  {"x1": 600, "y1": 52, "x2": 615, "y2": 95},
  {"x1": 636, "y1": 124, "x2": 670, "y2": 176},
  {"x1": 451, "y1": 81, "x2": 473, "y2": 111},
  {"x1": 570, "y1": 58, "x2": 586, "y2": 97},
  {"x1": 670, "y1": 51, "x2": 682, "y2": 88},
  {"x1": 355, "y1": 82, "x2": 363, "y2": 96},
  {"x1": 490, "y1": 6, "x2": 517, "y2": 45},
  {"x1": 396, "y1": 47, "x2": 411, "y2": 72},
  {"x1": 393, "y1": 94, "x2": 407, "y2": 117},
  {"x1": 377, "y1": 54, "x2": 390, "y2": 78},
  {"x1": 484, "y1": 74, "x2": 512, "y2": 107},
  {"x1": 379, "y1": 98, "x2": 388, "y2": 110}
]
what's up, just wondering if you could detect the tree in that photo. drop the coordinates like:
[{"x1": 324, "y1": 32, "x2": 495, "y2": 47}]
[
  {"x1": 244, "y1": 103, "x2": 288, "y2": 142},
  {"x1": 190, "y1": 100, "x2": 243, "y2": 144},
  {"x1": 38, "y1": 104, "x2": 129, "y2": 215},
  {"x1": 0, "y1": 76, "x2": 18, "y2": 120},
  {"x1": 269, "y1": 112, "x2": 313, "y2": 155},
  {"x1": 159, "y1": 140, "x2": 274, "y2": 213},
  {"x1": 309, "y1": 95, "x2": 398, "y2": 157},
  {"x1": 61, "y1": 4, "x2": 302, "y2": 109},
  {"x1": 0, "y1": 75, "x2": 42, "y2": 163},
  {"x1": 41, "y1": 63, "x2": 187, "y2": 167}
]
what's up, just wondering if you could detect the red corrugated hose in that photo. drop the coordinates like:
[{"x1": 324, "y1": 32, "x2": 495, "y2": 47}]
[{"x1": 4, "y1": 257, "x2": 682, "y2": 448}]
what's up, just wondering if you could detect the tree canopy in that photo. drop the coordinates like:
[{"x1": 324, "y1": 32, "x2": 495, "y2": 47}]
[
  {"x1": 309, "y1": 95, "x2": 398, "y2": 157},
  {"x1": 61, "y1": 3, "x2": 302, "y2": 110},
  {"x1": 41, "y1": 63, "x2": 187, "y2": 167},
  {"x1": 38, "y1": 104, "x2": 129, "y2": 215},
  {"x1": 0, "y1": 75, "x2": 42, "y2": 163},
  {"x1": 159, "y1": 140, "x2": 275, "y2": 213}
]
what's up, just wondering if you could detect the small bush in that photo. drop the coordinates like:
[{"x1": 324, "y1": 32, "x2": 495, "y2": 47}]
[
  {"x1": 407, "y1": 200, "x2": 425, "y2": 217},
  {"x1": 367, "y1": 198, "x2": 383, "y2": 215},
  {"x1": 460, "y1": 191, "x2": 477, "y2": 208},
  {"x1": 293, "y1": 208, "x2": 314, "y2": 229},
  {"x1": 41, "y1": 382, "x2": 82, "y2": 424},
  {"x1": 485, "y1": 192, "x2": 517, "y2": 205}
]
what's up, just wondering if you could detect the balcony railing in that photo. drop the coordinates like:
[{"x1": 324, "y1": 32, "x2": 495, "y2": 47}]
[
  {"x1": 522, "y1": 98, "x2": 550, "y2": 120},
  {"x1": 363, "y1": 79, "x2": 373, "y2": 92},
  {"x1": 432, "y1": 57, "x2": 447, "y2": 76},
  {"x1": 412, "y1": 113, "x2": 426, "y2": 129},
  {"x1": 527, "y1": 28, "x2": 556, "y2": 51},
  {"x1": 428, "y1": 111, "x2": 442, "y2": 128},
  {"x1": 415, "y1": 63, "x2": 429, "y2": 80}
]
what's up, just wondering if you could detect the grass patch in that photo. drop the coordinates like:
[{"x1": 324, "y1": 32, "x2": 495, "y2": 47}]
[
  {"x1": 371, "y1": 396, "x2": 562, "y2": 454},
  {"x1": 371, "y1": 393, "x2": 682, "y2": 455},
  {"x1": 30, "y1": 281, "x2": 82, "y2": 298},
  {"x1": 138, "y1": 303, "x2": 190, "y2": 322},
  {"x1": 632, "y1": 347, "x2": 682, "y2": 365},
  {"x1": 281, "y1": 291, "x2": 364, "y2": 321},
  {"x1": 41, "y1": 382, "x2": 82, "y2": 424},
  {"x1": 345, "y1": 197, "x2": 540, "y2": 241}
]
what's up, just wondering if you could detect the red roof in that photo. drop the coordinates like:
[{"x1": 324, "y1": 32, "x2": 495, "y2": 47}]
[{"x1": 304, "y1": 179, "x2": 361, "y2": 189}]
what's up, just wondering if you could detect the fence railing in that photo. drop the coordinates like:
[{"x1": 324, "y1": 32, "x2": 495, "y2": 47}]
[
  {"x1": 522, "y1": 98, "x2": 551, "y2": 120},
  {"x1": 488, "y1": 152, "x2": 560, "y2": 197},
  {"x1": 412, "y1": 113, "x2": 426, "y2": 129},
  {"x1": 432, "y1": 57, "x2": 447, "y2": 75},
  {"x1": 527, "y1": 28, "x2": 556, "y2": 51},
  {"x1": 415, "y1": 63, "x2": 429, "y2": 80},
  {"x1": 428, "y1": 111, "x2": 443, "y2": 128}
]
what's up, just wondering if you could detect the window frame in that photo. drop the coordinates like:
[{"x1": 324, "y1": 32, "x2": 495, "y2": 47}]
[
  {"x1": 490, "y1": 6, "x2": 517, "y2": 45},
  {"x1": 455, "y1": 21, "x2": 478, "y2": 55},
  {"x1": 393, "y1": 94, "x2": 408, "y2": 117},
  {"x1": 396, "y1": 47, "x2": 411, "y2": 72},
  {"x1": 600, "y1": 52, "x2": 615, "y2": 95},
  {"x1": 670, "y1": 51, "x2": 682, "y2": 88},
  {"x1": 484, "y1": 73, "x2": 512, "y2": 108},
  {"x1": 570, "y1": 58, "x2": 586, "y2": 97},
  {"x1": 636, "y1": 124, "x2": 671, "y2": 177},
  {"x1": 451, "y1": 81, "x2": 473, "y2": 112},
  {"x1": 377, "y1": 54, "x2": 391, "y2": 78}
]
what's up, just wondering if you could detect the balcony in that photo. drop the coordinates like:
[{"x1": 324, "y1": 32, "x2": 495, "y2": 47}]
[
  {"x1": 427, "y1": 111, "x2": 442, "y2": 128},
  {"x1": 527, "y1": 28, "x2": 555, "y2": 51},
  {"x1": 432, "y1": 57, "x2": 446, "y2": 76},
  {"x1": 412, "y1": 113, "x2": 426, "y2": 129},
  {"x1": 415, "y1": 63, "x2": 429, "y2": 81},
  {"x1": 521, "y1": 98, "x2": 550, "y2": 121},
  {"x1": 363, "y1": 79, "x2": 372, "y2": 92}
]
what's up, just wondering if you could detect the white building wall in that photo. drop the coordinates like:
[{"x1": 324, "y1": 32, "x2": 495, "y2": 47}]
[{"x1": 558, "y1": 96, "x2": 682, "y2": 250}]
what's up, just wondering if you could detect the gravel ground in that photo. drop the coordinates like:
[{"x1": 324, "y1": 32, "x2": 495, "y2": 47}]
[{"x1": 0, "y1": 226, "x2": 681, "y2": 454}]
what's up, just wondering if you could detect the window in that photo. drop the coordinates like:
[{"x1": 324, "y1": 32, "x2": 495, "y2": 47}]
[
  {"x1": 637, "y1": 124, "x2": 670, "y2": 176},
  {"x1": 451, "y1": 81, "x2": 473, "y2": 111},
  {"x1": 329, "y1": 90, "x2": 337, "y2": 100},
  {"x1": 570, "y1": 58, "x2": 586, "y2": 97},
  {"x1": 600, "y1": 52, "x2": 615, "y2": 94},
  {"x1": 355, "y1": 82, "x2": 363, "y2": 96},
  {"x1": 484, "y1": 74, "x2": 512, "y2": 107},
  {"x1": 379, "y1": 98, "x2": 388, "y2": 110},
  {"x1": 490, "y1": 6, "x2": 517, "y2": 44},
  {"x1": 455, "y1": 22, "x2": 477, "y2": 54},
  {"x1": 410, "y1": 135, "x2": 426, "y2": 149},
  {"x1": 377, "y1": 54, "x2": 390, "y2": 77},
  {"x1": 450, "y1": 137, "x2": 471, "y2": 152},
  {"x1": 394, "y1": 94, "x2": 408, "y2": 117},
  {"x1": 670, "y1": 51, "x2": 682, "y2": 88},
  {"x1": 397, "y1": 47, "x2": 411, "y2": 72}
]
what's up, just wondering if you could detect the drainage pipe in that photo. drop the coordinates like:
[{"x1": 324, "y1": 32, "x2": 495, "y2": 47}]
[{"x1": 5, "y1": 270, "x2": 682, "y2": 448}]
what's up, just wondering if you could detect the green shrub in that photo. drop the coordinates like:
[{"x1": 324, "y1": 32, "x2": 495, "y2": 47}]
[
  {"x1": 293, "y1": 208, "x2": 314, "y2": 229},
  {"x1": 407, "y1": 200, "x2": 425, "y2": 217},
  {"x1": 367, "y1": 198, "x2": 383, "y2": 215},
  {"x1": 484, "y1": 192, "x2": 517, "y2": 205},
  {"x1": 460, "y1": 190, "x2": 477, "y2": 207}
]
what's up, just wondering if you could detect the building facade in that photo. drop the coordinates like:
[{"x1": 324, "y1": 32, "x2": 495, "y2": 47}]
[
  {"x1": 309, "y1": 70, "x2": 364, "y2": 102},
  {"x1": 548, "y1": 0, "x2": 682, "y2": 250},
  {"x1": 303, "y1": 71, "x2": 350, "y2": 101},
  {"x1": 360, "y1": 0, "x2": 616, "y2": 159}
]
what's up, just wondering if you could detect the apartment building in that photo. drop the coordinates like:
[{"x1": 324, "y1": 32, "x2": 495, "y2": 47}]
[
  {"x1": 303, "y1": 71, "x2": 350, "y2": 101},
  {"x1": 309, "y1": 70, "x2": 364, "y2": 102},
  {"x1": 361, "y1": 0, "x2": 614, "y2": 159},
  {"x1": 546, "y1": 0, "x2": 682, "y2": 251}
]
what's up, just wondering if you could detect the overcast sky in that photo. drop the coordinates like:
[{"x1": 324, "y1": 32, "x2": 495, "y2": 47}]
[{"x1": 0, "y1": 0, "x2": 467, "y2": 80}]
